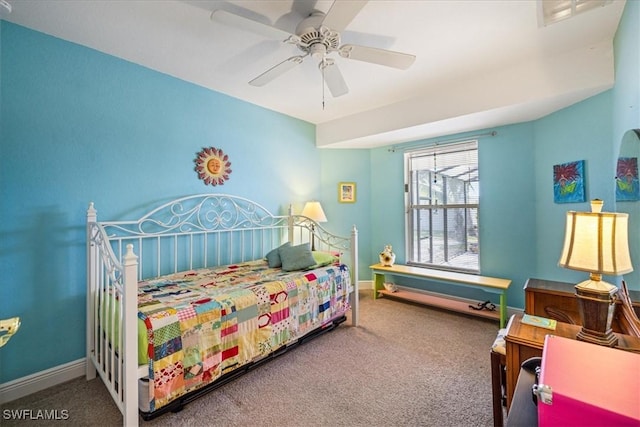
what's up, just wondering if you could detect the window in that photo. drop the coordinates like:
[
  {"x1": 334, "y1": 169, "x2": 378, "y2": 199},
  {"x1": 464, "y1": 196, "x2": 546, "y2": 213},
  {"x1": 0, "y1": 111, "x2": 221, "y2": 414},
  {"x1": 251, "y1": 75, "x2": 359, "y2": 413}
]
[
  {"x1": 405, "y1": 141, "x2": 479, "y2": 273},
  {"x1": 537, "y1": 0, "x2": 613, "y2": 27}
]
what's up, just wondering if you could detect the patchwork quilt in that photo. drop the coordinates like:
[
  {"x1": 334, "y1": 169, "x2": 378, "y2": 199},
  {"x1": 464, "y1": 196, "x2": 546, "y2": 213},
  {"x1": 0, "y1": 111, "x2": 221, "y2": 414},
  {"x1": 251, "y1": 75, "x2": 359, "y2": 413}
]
[{"x1": 136, "y1": 259, "x2": 352, "y2": 412}]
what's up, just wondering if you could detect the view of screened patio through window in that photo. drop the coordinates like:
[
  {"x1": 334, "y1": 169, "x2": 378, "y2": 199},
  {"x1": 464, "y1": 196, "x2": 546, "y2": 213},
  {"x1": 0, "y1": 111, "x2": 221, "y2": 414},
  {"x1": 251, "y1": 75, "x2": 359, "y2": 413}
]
[{"x1": 405, "y1": 140, "x2": 479, "y2": 273}]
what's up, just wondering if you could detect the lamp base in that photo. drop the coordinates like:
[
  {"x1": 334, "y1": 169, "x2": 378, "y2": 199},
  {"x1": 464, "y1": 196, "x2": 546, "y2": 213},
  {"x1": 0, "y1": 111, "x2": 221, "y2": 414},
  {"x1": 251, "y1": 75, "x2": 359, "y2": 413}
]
[
  {"x1": 574, "y1": 282, "x2": 618, "y2": 348},
  {"x1": 576, "y1": 327, "x2": 618, "y2": 347}
]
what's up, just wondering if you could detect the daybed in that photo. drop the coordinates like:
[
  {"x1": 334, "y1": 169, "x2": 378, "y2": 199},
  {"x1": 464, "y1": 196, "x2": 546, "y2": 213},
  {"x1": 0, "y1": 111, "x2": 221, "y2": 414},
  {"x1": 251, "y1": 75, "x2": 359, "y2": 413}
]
[{"x1": 85, "y1": 194, "x2": 359, "y2": 425}]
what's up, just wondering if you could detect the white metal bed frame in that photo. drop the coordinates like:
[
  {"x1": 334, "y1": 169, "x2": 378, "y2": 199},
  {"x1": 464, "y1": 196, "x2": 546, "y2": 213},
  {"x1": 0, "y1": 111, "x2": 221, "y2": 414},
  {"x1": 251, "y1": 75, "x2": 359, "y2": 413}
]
[{"x1": 85, "y1": 194, "x2": 358, "y2": 426}]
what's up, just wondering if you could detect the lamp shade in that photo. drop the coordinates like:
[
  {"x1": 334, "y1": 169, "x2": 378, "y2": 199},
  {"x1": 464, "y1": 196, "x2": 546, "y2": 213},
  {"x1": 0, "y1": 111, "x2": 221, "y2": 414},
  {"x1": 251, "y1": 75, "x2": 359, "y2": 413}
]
[
  {"x1": 301, "y1": 201, "x2": 327, "y2": 223},
  {"x1": 558, "y1": 210, "x2": 633, "y2": 276}
]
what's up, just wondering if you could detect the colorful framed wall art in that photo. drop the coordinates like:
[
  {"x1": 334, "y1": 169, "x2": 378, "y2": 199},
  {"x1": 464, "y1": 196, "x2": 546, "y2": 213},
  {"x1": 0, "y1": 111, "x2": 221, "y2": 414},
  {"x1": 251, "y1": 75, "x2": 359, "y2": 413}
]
[
  {"x1": 616, "y1": 157, "x2": 639, "y2": 201},
  {"x1": 338, "y1": 182, "x2": 356, "y2": 203},
  {"x1": 553, "y1": 160, "x2": 586, "y2": 204}
]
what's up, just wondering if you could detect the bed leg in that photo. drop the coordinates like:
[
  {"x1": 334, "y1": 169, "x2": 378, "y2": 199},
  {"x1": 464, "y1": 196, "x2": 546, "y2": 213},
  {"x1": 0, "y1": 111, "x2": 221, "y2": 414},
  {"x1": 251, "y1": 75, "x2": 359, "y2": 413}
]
[
  {"x1": 350, "y1": 225, "x2": 359, "y2": 327},
  {"x1": 123, "y1": 244, "x2": 140, "y2": 427},
  {"x1": 86, "y1": 202, "x2": 97, "y2": 381},
  {"x1": 351, "y1": 287, "x2": 359, "y2": 327},
  {"x1": 86, "y1": 363, "x2": 96, "y2": 381}
]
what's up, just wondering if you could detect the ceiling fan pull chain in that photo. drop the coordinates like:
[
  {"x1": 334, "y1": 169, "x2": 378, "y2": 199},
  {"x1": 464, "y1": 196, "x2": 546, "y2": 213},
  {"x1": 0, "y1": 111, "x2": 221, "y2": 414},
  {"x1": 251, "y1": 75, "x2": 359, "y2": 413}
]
[{"x1": 322, "y1": 60, "x2": 325, "y2": 110}]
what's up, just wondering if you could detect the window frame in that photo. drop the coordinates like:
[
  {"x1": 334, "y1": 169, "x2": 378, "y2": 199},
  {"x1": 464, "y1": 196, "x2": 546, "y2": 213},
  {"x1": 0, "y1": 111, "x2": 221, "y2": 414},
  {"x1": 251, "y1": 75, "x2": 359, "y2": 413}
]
[{"x1": 404, "y1": 140, "x2": 480, "y2": 274}]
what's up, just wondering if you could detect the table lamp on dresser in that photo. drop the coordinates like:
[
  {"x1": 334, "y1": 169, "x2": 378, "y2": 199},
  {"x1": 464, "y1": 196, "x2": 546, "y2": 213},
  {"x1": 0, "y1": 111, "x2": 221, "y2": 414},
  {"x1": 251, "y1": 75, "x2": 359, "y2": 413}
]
[{"x1": 558, "y1": 199, "x2": 634, "y2": 347}]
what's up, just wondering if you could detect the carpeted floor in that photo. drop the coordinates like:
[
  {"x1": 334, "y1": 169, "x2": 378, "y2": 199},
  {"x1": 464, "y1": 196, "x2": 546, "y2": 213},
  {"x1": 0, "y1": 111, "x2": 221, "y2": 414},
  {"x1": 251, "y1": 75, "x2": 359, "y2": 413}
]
[{"x1": 1, "y1": 291, "x2": 501, "y2": 426}]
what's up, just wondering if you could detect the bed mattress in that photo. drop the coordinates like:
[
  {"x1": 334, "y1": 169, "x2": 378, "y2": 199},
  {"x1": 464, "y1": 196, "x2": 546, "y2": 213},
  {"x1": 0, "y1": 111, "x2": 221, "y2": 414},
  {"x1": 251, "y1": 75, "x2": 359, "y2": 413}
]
[{"x1": 134, "y1": 259, "x2": 352, "y2": 412}]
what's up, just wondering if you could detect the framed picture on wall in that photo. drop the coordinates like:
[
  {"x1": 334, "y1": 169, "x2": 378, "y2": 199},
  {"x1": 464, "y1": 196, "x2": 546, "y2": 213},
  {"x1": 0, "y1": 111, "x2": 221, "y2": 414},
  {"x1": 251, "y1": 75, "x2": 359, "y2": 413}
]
[
  {"x1": 616, "y1": 157, "x2": 639, "y2": 201},
  {"x1": 338, "y1": 182, "x2": 356, "y2": 203},
  {"x1": 553, "y1": 160, "x2": 586, "y2": 203}
]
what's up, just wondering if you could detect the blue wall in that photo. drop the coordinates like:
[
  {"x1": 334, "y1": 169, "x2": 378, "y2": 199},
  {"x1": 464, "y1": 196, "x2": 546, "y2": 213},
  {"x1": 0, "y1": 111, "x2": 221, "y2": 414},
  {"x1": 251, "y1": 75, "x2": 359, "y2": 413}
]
[
  {"x1": 612, "y1": 0, "x2": 640, "y2": 288},
  {"x1": 362, "y1": 122, "x2": 539, "y2": 308},
  {"x1": 319, "y1": 149, "x2": 371, "y2": 278},
  {"x1": 354, "y1": 87, "x2": 615, "y2": 309},
  {"x1": 0, "y1": 22, "x2": 321, "y2": 383},
  {"x1": 326, "y1": 89, "x2": 614, "y2": 310},
  {"x1": 1, "y1": 0, "x2": 639, "y2": 386},
  {"x1": 533, "y1": 92, "x2": 615, "y2": 284}
]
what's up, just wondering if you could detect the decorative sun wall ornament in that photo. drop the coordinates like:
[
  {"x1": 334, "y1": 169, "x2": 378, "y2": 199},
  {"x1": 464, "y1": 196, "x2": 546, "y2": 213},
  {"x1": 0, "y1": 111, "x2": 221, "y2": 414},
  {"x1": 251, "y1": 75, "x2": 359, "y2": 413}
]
[{"x1": 195, "y1": 147, "x2": 232, "y2": 186}]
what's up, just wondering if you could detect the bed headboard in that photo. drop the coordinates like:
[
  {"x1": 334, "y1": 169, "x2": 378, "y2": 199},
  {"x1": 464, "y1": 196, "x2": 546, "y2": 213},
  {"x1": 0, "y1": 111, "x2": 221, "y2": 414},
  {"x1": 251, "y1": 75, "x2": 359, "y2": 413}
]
[{"x1": 87, "y1": 193, "x2": 356, "y2": 281}]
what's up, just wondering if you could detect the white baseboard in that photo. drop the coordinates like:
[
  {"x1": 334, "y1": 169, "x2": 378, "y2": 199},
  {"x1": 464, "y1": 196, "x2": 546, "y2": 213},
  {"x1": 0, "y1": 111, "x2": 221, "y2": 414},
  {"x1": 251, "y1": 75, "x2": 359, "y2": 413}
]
[
  {"x1": 0, "y1": 358, "x2": 85, "y2": 404},
  {"x1": 359, "y1": 280, "x2": 373, "y2": 290}
]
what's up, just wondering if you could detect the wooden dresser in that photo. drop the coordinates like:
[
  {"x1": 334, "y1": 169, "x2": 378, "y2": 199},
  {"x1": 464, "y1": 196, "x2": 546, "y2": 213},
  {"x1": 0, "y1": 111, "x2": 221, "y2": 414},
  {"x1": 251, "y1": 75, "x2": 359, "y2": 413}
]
[
  {"x1": 501, "y1": 278, "x2": 640, "y2": 414},
  {"x1": 523, "y1": 278, "x2": 640, "y2": 332},
  {"x1": 504, "y1": 313, "x2": 640, "y2": 410}
]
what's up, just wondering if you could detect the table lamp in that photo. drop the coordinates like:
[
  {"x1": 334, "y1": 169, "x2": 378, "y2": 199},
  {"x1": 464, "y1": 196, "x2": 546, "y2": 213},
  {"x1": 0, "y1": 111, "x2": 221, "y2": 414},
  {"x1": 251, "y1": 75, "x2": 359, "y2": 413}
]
[
  {"x1": 301, "y1": 201, "x2": 327, "y2": 251},
  {"x1": 558, "y1": 200, "x2": 633, "y2": 347}
]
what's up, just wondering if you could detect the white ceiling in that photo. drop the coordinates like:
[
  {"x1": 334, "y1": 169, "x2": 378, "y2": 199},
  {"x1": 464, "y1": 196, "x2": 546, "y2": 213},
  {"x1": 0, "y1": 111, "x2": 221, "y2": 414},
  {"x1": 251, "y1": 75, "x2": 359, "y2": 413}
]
[{"x1": 1, "y1": 0, "x2": 626, "y2": 148}]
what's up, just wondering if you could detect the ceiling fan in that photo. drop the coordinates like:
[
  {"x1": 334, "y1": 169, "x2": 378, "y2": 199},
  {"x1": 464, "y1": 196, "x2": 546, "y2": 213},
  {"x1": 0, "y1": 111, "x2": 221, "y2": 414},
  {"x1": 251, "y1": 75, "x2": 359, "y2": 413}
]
[{"x1": 211, "y1": 1, "x2": 416, "y2": 98}]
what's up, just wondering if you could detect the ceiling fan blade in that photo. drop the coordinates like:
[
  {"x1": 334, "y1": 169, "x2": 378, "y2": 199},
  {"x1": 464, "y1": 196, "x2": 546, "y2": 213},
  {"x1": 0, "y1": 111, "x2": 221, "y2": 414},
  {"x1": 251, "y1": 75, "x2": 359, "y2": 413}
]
[
  {"x1": 211, "y1": 9, "x2": 294, "y2": 41},
  {"x1": 320, "y1": 60, "x2": 348, "y2": 97},
  {"x1": 321, "y1": 0, "x2": 368, "y2": 33},
  {"x1": 339, "y1": 44, "x2": 416, "y2": 70},
  {"x1": 249, "y1": 56, "x2": 306, "y2": 87}
]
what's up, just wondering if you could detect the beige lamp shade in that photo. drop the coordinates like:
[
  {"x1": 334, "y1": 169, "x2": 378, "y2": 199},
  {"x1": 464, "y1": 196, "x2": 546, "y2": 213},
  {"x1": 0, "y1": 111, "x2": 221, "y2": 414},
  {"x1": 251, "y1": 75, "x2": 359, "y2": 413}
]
[
  {"x1": 558, "y1": 210, "x2": 633, "y2": 278},
  {"x1": 301, "y1": 201, "x2": 327, "y2": 223},
  {"x1": 558, "y1": 201, "x2": 632, "y2": 347}
]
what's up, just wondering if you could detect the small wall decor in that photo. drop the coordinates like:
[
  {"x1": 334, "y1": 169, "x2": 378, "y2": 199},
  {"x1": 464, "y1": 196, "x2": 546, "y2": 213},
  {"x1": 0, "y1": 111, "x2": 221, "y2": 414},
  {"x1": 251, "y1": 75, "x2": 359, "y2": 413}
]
[
  {"x1": 616, "y1": 157, "x2": 639, "y2": 201},
  {"x1": 195, "y1": 147, "x2": 232, "y2": 186},
  {"x1": 338, "y1": 182, "x2": 356, "y2": 203},
  {"x1": 553, "y1": 160, "x2": 586, "y2": 203}
]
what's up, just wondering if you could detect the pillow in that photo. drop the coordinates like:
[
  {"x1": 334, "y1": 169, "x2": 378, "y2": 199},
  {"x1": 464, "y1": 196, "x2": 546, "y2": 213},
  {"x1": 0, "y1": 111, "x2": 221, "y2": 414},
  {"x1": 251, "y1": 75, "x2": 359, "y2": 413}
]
[
  {"x1": 279, "y1": 243, "x2": 316, "y2": 272},
  {"x1": 265, "y1": 242, "x2": 290, "y2": 268},
  {"x1": 308, "y1": 251, "x2": 340, "y2": 269}
]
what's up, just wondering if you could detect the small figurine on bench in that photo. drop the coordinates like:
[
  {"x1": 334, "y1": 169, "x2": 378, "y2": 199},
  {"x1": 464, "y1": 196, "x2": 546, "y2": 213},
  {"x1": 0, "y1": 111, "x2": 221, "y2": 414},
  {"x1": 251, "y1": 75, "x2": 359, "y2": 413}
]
[{"x1": 379, "y1": 245, "x2": 396, "y2": 267}]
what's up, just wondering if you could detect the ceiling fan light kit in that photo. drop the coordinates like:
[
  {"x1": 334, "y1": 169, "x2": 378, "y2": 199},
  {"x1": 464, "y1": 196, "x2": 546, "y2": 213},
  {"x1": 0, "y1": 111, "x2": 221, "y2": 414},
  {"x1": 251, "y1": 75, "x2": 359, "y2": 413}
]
[{"x1": 211, "y1": 0, "x2": 415, "y2": 101}]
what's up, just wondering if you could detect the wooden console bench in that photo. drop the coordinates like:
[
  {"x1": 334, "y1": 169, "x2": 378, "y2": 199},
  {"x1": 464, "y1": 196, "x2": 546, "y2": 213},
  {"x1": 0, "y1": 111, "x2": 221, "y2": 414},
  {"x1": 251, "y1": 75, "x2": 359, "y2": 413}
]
[{"x1": 370, "y1": 263, "x2": 511, "y2": 327}]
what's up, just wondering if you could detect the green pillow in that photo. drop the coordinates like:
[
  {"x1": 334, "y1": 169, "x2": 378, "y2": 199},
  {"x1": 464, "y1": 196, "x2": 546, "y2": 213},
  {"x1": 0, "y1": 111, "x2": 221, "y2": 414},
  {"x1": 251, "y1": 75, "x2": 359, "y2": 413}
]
[
  {"x1": 309, "y1": 251, "x2": 340, "y2": 269},
  {"x1": 279, "y1": 243, "x2": 316, "y2": 272},
  {"x1": 266, "y1": 242, "x2": 290, "y2": 268}
]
